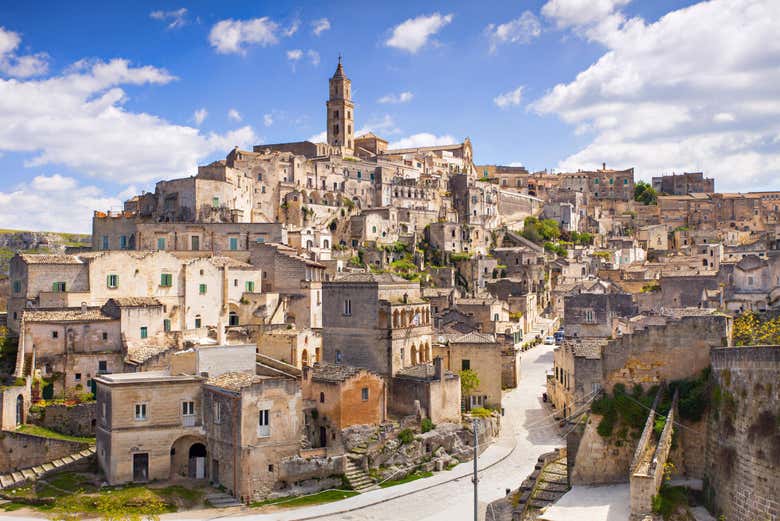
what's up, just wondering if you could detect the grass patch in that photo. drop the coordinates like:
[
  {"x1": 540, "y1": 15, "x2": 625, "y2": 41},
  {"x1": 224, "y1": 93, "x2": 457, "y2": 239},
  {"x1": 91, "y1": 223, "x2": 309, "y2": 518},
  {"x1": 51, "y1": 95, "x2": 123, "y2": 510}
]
[
  {"x1": 652, "y1": 485, "x2": 690, "y2": 519},
  {"x1": 2, "y1": 472, "x2": 205, "y2": 517},
  {"x1": 251, "y1": 489, "x2": 358, "y2": 509},
  {"x1": 379, "y1": 470, "x2": 433, "y2": 488},
  {"x1": 16, "y1": 424, "x2": 95, "y2": 444}
]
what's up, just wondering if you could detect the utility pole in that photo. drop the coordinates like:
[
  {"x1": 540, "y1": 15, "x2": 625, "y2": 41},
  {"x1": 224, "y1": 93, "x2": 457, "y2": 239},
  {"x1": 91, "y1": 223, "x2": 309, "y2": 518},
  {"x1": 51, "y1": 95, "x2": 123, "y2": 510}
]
[{"x1": 472, "y1": 418, "x2": 479, "y2": 521}]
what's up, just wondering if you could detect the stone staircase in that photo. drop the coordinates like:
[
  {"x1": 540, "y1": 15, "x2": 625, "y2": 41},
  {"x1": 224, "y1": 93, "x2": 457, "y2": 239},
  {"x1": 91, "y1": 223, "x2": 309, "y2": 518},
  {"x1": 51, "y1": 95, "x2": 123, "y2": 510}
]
[
  {"x1": 204, "y1": 491, "x2": 244, "y2": 508},
  {"x1": 344, "y1": 459, "x2": 378, "y2": 493},
  {"x1": 0, "y1": 447, "x2": 95, "y2": 490}
]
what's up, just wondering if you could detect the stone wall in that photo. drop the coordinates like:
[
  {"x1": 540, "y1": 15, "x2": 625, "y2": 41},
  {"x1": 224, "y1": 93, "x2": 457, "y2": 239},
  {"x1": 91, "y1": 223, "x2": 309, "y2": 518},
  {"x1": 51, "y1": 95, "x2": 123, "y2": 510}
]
[
  {"x1": 0, "y1": 431, "x2": 89, "y2": 473},
  {"x1": 704, "y1": 346, "x2": 780, "y2": 521},
  {"x1": 569, "y1": 414, "x2": 637, "y2": 485},
  {"x1": 30, "y1": 402, "x2": 96, "y2": 437}
]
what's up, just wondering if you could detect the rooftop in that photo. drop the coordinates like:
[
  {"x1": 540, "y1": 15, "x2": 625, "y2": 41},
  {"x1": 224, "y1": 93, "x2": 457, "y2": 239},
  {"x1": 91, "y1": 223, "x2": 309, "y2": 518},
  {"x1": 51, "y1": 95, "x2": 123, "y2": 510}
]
[
  {"x1": 206, "y1": 371, "x2": 270, "y2": 392},
  {"x1": 311, "y1": 362, "x2": 375, "y2": 383},
  {"x1": 96, "y1": 371, "x2": 201, "y2": 384},
  {"x1": 23, "y1": 308, "x2": 112, "y2": 323},
  {"x1": 108, "y1": 297, "x2": 162, "y2": 308},
  {"x1": 449, "y1": 331, "x2": 497, "y2": 344},
  {"x1": 19, "y1": 253, "x2": 82, "y2": 264}
]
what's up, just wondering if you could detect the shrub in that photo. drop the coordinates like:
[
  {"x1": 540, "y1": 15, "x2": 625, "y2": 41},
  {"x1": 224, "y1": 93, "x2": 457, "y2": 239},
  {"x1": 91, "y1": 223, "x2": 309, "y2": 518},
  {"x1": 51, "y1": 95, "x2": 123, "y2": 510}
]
[
  {"x1": 398, "y1": 429, "x2": 415, "y2": 445},
  {"x1": 469, "y1": 407, "x2": 493, "y2": 418},
  {"x1": 421, "y1": 418, "x2": 435, "y2": 433}
]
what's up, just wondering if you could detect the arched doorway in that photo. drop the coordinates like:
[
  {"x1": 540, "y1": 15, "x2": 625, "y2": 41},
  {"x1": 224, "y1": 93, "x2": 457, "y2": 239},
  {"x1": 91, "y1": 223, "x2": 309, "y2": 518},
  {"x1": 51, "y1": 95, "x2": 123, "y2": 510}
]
[
  {"x1": 170, "y1": 436, "x2": 207, "y2": 480},
  {"x1": 228, "y1": 311, "x2": 239, "y2": 326},
  {"x1": 15, "y1": 395, "x2": 23, "y2": 426},
  {"x1": 301, "y1": 349, "x2": 310, "y2": 367},
  {"x1": 189, "y1": 443, "x2": 207, "y2": 479}
]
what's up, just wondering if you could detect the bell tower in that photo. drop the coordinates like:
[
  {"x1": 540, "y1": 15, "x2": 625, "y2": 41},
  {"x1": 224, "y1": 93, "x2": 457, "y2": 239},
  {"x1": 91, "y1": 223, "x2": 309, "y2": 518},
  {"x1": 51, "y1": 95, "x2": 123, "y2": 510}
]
[{"x1": 326, "y1": 55, "x2": 354, "y2": 154}]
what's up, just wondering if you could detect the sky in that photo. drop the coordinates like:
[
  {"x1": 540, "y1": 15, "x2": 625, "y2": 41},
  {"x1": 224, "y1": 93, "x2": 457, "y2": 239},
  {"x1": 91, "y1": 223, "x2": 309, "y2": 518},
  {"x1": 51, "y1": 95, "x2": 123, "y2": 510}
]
[{"x1": 0, "y1": 0, "x2": 778, "y2": 233}]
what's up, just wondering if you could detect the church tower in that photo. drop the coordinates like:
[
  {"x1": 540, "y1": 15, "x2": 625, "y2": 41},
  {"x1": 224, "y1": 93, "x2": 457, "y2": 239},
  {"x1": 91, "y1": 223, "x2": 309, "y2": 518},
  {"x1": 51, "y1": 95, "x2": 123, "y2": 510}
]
[{"x1": 326, "y1": 56, "x2": 354, "y2": 154}]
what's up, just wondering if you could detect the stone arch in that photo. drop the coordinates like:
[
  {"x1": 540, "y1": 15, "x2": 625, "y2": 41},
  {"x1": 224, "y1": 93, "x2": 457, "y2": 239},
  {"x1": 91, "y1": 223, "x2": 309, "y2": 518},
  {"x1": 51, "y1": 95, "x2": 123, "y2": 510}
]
[
  {"x1": 424, "y1": 342, "x2": 431, "y2": 362},
  {"x1": 170, "y1": 435, "x2": 208, "y2": 480},
  {"x1": 411, "y1": 344, "x2": 418, "y2": 365},
  {"x1": 400, "y1": 309, "x2": 407, "y2": 327},
  {"x1": 393, "y1": 310, "x2": 400, "y2": 328}
]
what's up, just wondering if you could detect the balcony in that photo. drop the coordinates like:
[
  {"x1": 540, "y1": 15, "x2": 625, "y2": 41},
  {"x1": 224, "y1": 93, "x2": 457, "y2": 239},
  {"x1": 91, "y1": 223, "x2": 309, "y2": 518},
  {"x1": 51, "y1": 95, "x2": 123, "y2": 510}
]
[{"x1": 182, "y1": 415, "x2": 197, "y2": 427}]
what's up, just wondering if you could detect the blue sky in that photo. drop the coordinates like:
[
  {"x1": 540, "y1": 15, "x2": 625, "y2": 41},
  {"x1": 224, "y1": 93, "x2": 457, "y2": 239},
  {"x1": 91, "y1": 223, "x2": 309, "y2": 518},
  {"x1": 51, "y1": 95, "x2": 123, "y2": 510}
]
[{"x1": 0, "y1": 0, "x2": 777, "y2": 232}]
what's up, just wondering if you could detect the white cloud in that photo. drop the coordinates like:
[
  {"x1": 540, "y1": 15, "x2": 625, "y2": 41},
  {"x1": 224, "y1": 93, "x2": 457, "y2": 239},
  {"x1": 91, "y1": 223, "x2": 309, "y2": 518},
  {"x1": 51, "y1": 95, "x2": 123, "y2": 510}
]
[
  {"x1": 307, "y1": 50, "x2": 320, "y2": 66},
  {"x1": 284, "y1": 19, "x2": 300, "y2": 37},
  {"x1": 388, "y1": 133, "x2": 457, "y2": 149},
  {"x1": 307, "y1": 130, "x2": 327, "y2": 143},
  {"x1": 508, "y1": 162, "x2": 525, "y2": 167},
  {"x1": 264, "y1": 114, "x2": 273, "y2": 127},
  {"x1": 0, "y1": 26, "x2": 48, "y2": 78},
  {"x1": 208, "y1": 17, "x2": 280, "y2": 54},
  {"x1": 193, "y1": 108, "x2": 208, "y2": 125},
  {"x1": 312, "y1": 18, "x2": 331, "y2": 36},
  {"x1": 386, "y1": 13, "x2": 453, "y2": 54},
  {"x1": 378, "y1": 91, "x2": 414, "y2": 104},
  {"x1": 287, "y1": 49, "x2": 303, "y2": 61},
  {"x1": 0, "y1": 175, "x2": 121, "y2": 233},
  {"x1": 494, "y1": 86, "x2": 524, "y2": 108},
  {"x1": 542, "y1": 0, "x2": 630, "y2": 31},
  {"x1": 486, "y1": 11, "x2": 541, "y2": 53},
  {"x1": 534, "y1": 0, "x2": 780, "y2": 190},
  {"x1": 227, "y1": 108, "x2": 242, "y2": 122},
  {"x1": 150, "y1": 8, "x2": 188, "y2": 29},
  {"x1": 0, "y1": 55, "x2": 257, "y2": 185}
]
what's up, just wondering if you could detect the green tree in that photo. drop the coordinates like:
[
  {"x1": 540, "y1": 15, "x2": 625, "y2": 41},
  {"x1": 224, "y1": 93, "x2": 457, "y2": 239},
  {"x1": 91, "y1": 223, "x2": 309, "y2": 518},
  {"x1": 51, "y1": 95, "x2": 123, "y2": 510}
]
[
  {"x1": 634, "y1": 181, "x2": 658, "y2": 205},
  {"x1": 459, "y1": 369, "x2": 480, "y2": 396}
]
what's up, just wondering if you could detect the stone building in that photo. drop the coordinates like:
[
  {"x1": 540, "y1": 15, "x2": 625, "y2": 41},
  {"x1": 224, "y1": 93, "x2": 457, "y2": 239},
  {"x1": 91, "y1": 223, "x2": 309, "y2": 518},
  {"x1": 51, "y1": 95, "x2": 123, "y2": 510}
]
[
  {"x1": 95, "y1": 371, "x2": 206, "y2": 485},
  {"x1": 562, "y1": 279, "x2": 638, "y2": 337},
  {"x1": 389, "y1": 357, "x2": 461, "y2": 424},
  {"x1": 548, "y1": 309, "x2": 731, "y2": 420},
  {"x1": 321, "y1": 272, "x2": 433, "y2": 375},
  {"x1": 652, "y1": 171, "x2": 714, "y2": 195},
  {"x1": 202, "y1": 372, "x2": 302, "y2": 501},
  {"x1": 435, "y1": 331, "x2": 503, "y2": 410},
  {"x1": 301, "y1": 363, "x2": 386, "y2": 450}
]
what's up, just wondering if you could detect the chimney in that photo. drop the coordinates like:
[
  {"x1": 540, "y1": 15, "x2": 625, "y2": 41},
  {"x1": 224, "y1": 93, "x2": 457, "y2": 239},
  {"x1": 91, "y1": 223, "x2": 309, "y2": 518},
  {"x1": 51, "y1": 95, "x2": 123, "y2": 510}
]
[
  {"x1": 81, "y1": 301, "x2": 87, "y2": 313},
  {"x1": 434, "y1": 356, "x2": 443, "y2": 380}
]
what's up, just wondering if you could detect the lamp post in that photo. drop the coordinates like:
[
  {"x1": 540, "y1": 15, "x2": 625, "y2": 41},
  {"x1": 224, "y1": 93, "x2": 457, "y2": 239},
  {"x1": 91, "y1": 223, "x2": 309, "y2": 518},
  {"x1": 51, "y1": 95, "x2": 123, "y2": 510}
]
[{"x1": 472, "y1": 418, "x2": 479, "y2": 521}]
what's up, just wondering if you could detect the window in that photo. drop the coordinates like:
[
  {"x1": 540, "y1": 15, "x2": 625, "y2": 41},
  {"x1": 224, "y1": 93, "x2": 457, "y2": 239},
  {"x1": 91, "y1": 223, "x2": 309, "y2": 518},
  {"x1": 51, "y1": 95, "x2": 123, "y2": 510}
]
[
  {"x1": 258, "y1": 409, "x2": 270, "y2": 437},
  {"x1": 12, "y1": 280, "x2": 21, "y2": 293},
  {"x1": 493, "y1": 313, "x2": 499, "y2": 321},
  {"x1": 52, "y1": 281, "x2": 66, "y2": 292},
  {"x1": 157, "y1": 237, "x2": 166, "y2": 250},
  {"x1": 229, "y1": 237, "x2": 239, "y2": 251},
  {"x1": 361, "y1": 387, "x2": 369, "y2": 401},
  {"x1": 585, "y1": 310, "x2": 594, "y2": 322},
  {"x1": 461, "y1": 359, "x2": 471, "y2": 371},
  {"x1": 102, "y1": 402, "x2": 106, "y2": 419},
  {"x1": 199, "y1": 283, "x2": 207, "y2": 295},
  {"x1": 594, "y1": 178, "x2": 599, "y2": 184},
  {"x1": 107, "y1": 274, "x2": 118, "y2": 288},
  {"x1": 160, "y1": 273, "x2": 172, "y2": 287},
  {"x1": 335, "y1": 350, "x2": 343, "y2": 364},
  {"x1": 191, "y1": 236, "x2": 200, "y2": 251},
  {"x1": 214, "y1": 402, "x2": 221, "y2": 424},
  {"x1": 343, "y1": 299, "x2": 352, "y2": 316},
  {"x1": 182, "y1": 401, "x2": 194, "y2": 416},
  {"x1": 102, "y1": 332, "x2": 108, "y2": 341},
  {"x1": 163, "y1": 319, "x2": 171, "y2": 332},
  {"x1": 212, "y1": 197, "x2": 219, "y2": 208},
  {"x1": 98, "y1": 360, "x2": 107, "y2": 373},
  {"x1": 119, "y1": 235, "x2": 128, "y2": 250},
  {"x1": 229, "y1": 312, "x2": 239, "y2": 326},
  {"x1": 245, "y1": 281, "x2": 255, "y2": 292},
  {"x1": 268, "y1": 465, "x2": 274, "y2": 472},
  {"x1": 140, "y1": 326, "x2": 148, "y2": 339},
  {"x1": 102, "y1": 235, "x2": 109, "y2": 250},
  {"x1": 319, "y1": 392, "x2": 325, "y2": 403},
  {"x1": 135, "y1": 403, "x2": 147, "y2": 421},
  {"x1": 195, "y1": 315, "x2": 202, "y2": 328},
  {"x1": 75, "y1": 373, "x2": 81, "y2": 381},
  {"x1": 52, "y1": 330, "x2": 58, "y2": 339}
]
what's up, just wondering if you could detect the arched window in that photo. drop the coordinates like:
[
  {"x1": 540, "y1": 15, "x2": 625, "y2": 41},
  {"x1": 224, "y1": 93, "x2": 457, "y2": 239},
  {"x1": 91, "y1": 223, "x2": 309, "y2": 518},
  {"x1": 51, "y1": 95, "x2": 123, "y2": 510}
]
[
  {"x1": 335, "y1": 350, "x2": 343, "y2": 364},
  {"x1": 229, "y1": 312, "x2": 239, "y2": 326},
  {"x1": 411, "y1": 345, "x2": 418, "y2": 365},
  {"x1": 301, "y1": 349, "x2": 309, "y2": 367},
  {"x1": 194, "y1": 314, "x2": 202, "y2": 328}
]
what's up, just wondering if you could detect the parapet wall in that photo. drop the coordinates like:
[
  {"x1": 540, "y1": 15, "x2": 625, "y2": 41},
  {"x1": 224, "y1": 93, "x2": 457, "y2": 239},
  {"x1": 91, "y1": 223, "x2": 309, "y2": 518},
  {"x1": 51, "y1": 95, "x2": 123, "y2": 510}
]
[{"x1": 705, "y1": 346, "x2": 780, "y2": 521}]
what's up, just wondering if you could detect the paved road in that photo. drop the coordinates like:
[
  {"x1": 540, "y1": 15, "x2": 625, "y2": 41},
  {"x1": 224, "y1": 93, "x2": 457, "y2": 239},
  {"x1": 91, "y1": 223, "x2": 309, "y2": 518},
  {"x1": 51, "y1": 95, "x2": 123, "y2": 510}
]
[{"x1": 226, "y1": 343, "x2": 563, "y2": 521}]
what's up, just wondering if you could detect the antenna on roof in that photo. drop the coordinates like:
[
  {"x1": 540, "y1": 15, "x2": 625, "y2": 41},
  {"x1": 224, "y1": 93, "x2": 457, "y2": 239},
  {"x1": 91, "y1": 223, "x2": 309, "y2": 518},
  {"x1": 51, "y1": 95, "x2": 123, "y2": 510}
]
[{"x1": 338, "y1": 53, "x2": 342, "y2": 65}]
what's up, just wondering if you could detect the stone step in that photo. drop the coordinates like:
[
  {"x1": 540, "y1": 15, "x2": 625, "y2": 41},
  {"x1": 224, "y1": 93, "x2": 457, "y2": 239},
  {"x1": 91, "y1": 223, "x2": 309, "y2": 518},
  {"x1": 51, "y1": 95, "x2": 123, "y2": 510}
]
[
  {"x1": 31, "y1": 466, "x2": 46, "y2": 477},
  {"x1": 62, "y1": 456, "x2": 75, "y2": 464},
  {"x1": 41, "y1": 463, "x2": 54, "y2": 472},
  {"x1": 0, "y1": 475, "x2": 13, "y2": 488},
  {"x1": 11, "y1": 472, "x2": 24, "y2": 483}
]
